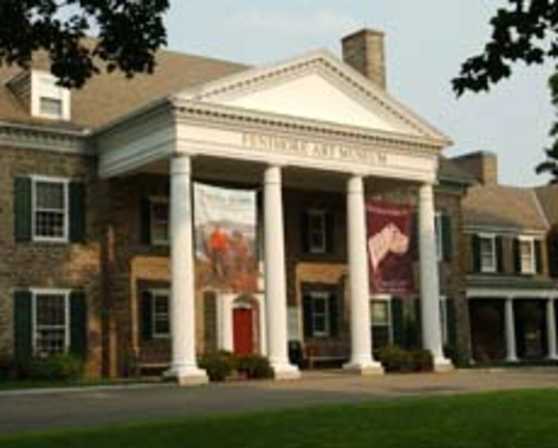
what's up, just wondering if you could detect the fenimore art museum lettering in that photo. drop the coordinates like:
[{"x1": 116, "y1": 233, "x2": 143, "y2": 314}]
[{"x1": 242, "y1": 132, "x2": 389, "y2": 166}]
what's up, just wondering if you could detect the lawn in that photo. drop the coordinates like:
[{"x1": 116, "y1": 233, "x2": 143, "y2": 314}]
[{"x1": 2, "y1": 389, "x2": 558, "y2": 447}]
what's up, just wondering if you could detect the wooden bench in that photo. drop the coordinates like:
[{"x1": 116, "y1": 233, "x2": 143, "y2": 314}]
[{"x1": 304, "y1": 344, "x2": 349, "y2": 369}]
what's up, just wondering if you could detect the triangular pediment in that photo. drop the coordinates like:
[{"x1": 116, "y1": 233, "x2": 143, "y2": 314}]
[{"x1": 174, "y1": 50, "x2": 451, "y2": 145}]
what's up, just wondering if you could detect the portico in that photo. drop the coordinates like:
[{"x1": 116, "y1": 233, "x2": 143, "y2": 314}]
[{"x1": 96, "y1": 49, "x2": 453, "y2": 383}]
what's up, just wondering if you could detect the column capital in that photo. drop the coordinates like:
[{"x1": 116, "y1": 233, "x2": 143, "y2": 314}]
[
  {"x1": 171, "y1": 154, "x2": 192, "y2": 176},
  {"x1": 263, "y1": 164, "x2": 282, "y2": 185},
  {"x1": 347, "y1": 175, "x2": 365, "y2": 194}
]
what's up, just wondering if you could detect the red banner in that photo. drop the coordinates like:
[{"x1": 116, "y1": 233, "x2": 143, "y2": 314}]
[{"x1": 366, "y1": 200, "x2": 415, "y2": 294}]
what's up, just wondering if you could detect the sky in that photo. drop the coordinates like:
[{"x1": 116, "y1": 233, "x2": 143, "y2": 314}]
[{"x1": 163, "y1": 1, "x2": 555, "y2": 186}]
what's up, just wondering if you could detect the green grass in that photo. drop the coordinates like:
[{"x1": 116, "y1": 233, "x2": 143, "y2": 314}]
[{"x1": 3, "y1": 389, "x2": 558, "y2": 447}]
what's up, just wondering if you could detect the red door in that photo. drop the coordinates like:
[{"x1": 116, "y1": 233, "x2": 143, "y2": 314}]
[{"x1": 233, "y1": 308, "x2": 254, "y2": 355}]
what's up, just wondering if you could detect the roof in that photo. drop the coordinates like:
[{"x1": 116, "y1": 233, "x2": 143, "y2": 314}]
[
  {"x1": 438, "y1": 156, "x2": 476, "y2": 185},
  {"x1": 0, "y1": 44, "x2": 248, "y2": 130},
  {"x1": 462, "y1": 183, "x2": 548, "y2": 232},
  {"x1": 535, "y1": 184, "x2": 558, "y2": 226}
]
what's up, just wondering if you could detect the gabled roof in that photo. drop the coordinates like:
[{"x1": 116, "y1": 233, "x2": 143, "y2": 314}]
[
  {"x1": 173, "y1": 49, "x2": 451, "y2": 146},
  {"x1": 535, "y1": 184, "x2": 558, "y2": 226},
  {"x1": 0, "y1": 45, "x2": 248, "y2": 130},
  {"x1": 463, "y1": 184, "x2": 549, "y2": 232}
]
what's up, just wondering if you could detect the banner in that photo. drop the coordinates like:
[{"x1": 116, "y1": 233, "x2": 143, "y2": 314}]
[
  {"x1": 366, "y1": 200, "x2": 415, "y2": 294},
  {"x1": 194, "y1": 183, "x2": 259, "y2": 293}
]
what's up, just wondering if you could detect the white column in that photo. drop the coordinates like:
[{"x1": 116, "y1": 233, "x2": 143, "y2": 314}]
[
  {"x1": 546, "y1": 299, "x2": 558, "y2": 360},
  {"x1": 343, "y1": 175, "x2": 383, "y2": 375},
  {"x1": 166, "y1": 155, "x2": 208, "y2": 385},
  {"x1": 505, "y1": 298, "x2": 518, "y2": 362},
  {"x1": 263, "y1": 165, "x2": 300, "y2": 380},
  {"x1": 418, "y1": 183, "x2": 452, "y2": 371}
]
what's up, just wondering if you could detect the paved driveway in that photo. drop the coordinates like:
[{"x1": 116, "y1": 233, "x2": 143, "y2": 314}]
[{"x1": 1, "y1": 368, "x2": 557, "y2": 434}]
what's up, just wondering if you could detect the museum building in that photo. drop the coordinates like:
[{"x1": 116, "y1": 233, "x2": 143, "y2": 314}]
[{"x1": 0, "y1": 29, "x2": 522, "y2": 383}]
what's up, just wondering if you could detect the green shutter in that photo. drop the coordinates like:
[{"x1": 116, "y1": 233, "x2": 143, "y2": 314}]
[
  {"x1": 391, "y1": 298, "x2": 404, "y2": 347},
  {"x1": 441, "y1": 214, "x2": 453, "y2": 261},
  {"x1": 535, "y1": 240, "x2": 543, "y2": 274},
  {"x1": 411, "y1": 212, "x2": 419, "y2": 261},
  {"x1": 472, "y1": 235, "x2": 481, "y2": 273},
  {"x1": 302, "y1": 294, "x2": 313, "y2": 339},
  {"x1": 446, "y1": 299, "x2": 457, "y2": 349},
  {"x1": 70, "y1": 291, "x2": 87, "y2": 357},
  {"x1": 142, "y1": 290, "x2": 153, "y2": 341},
  {"x1": 69, "y1": 182, "x2": 86, "y2": 243},
  {"x1": 140, "y1": 198, "x2": 152, "y2": 245},
  {"x1": 14, "y1": 177, "x2": 32, "y2": 242},
  {"x1": 14, "y1": 290, "x2": 33, "y2": 361},
  {"x1": 496, "y1": 237, "x2": 504, "y2": 273},
  {"x1": 325, "y1": 211, "x2": 335, "y2": 254},
  {"x1": 300, "y1": 211, "x2": 309, "y2": 253},
  {"x1": 414, "y1": 299, "x2": 422, "y2": 349},
  {"x1": 329, "y1": 292, "x2": 339, "y2": 338},
  {"x1": 513, "y1": 238, "x2": 521, "y2": 273}
]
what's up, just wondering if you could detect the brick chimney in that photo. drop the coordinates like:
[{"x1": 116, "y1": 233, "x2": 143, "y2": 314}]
[
  {"x1": 342, "y1": 29, "x2": 387, "y2": 90},
  {"x1": 452, "y1": 151, "x2": 499, "y2": 185}
]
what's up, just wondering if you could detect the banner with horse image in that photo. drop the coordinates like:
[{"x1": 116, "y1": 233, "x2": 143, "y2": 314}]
[
  {"x1": 194, "y1": 183, "x2": 259, "y2": 293},
  {"x1": 366, "y1": 200, "x2": 415, "y2": 294}
]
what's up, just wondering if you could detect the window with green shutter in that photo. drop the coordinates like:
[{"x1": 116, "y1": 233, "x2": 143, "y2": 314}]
[
  {"x1": 441, "y1": 214, "x2": 453, "y2": 262},
  {"x1": 69, "y1": 182, "x2": 86, "y2": 243}
]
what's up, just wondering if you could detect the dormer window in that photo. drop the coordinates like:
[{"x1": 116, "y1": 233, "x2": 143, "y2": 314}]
[{"x1": 31, "y1": 71, "x2": 71, "y2": 120}]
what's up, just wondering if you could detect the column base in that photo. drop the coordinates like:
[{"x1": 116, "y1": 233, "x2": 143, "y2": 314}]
[
  {"x1": 506, "y1": 357, "x2": 519, "y2": 364},
  {"x1": 547, "y1": 354, "x2": 558, "y2": 361},
  {"x1": 164, "y1": 365, "x2": 209, "y2": 386},
  {"x1": 271, "y1": 363, "x2": 301, "y2": 381},
  {"x1": 433, "y1": 356, "x2": 454, "y2": 373},
  {"x1": 343, "y1": 360, "x2": 384, "y2": 376}
]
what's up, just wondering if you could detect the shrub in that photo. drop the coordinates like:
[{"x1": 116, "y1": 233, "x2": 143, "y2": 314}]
[
  {"x1": 198, "y1": 351, "x2": 235, "y2": 382},
  {"x1": 0, "y1": 357, "x2": 16, "y2": 380},
  {"x1": 235, "y1": 355, "x2": 273, "y2": 380},
  {"x1": 376, "y1": 346, "x2": 433, "y2": 373},
  {"x1": 17, "y1": 354, "x2": 84, "y2": 381},
  {"x1": 411, "y1": 350, "x2": 433, "y2": 372}
]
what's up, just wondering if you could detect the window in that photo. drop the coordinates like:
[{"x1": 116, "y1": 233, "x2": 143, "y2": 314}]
[
  {"x1": 479, "y1": 235, "x2": 496, "y2": 273},
  {"x1": 434, "y1": 212, "x2": 443, "y2": 261},
  {"x1": 33, "y1": 290, "x2": 70, "y2": 357},
  {"x1": 307, "y1": 210, "x2": 327, "y2": 254},
  {"x1": 152, "y1": 291, "x2": 170, "y2": 338},
  {"x1": 33, "y1": 177, "x2": 69, "y2": 242},
  {"x1": 150, "y1": 198, "x2": 169, "y2": 245},
  {"x1": 519, "y1": 237, "x2": 535, "y2": 274},
  {"x1": 39, "y1": 97, "x2": 63, "y2": 117},
  {"x1": 370, "y1": 299, "x2": 392, "y2": 349},
  {"x1": 310, "y1": 292, "x2": 330, "y2": 337}
]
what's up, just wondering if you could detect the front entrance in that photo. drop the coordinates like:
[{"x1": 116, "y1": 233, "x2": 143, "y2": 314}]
[{"x1": 233, "y1": 308, "x2": 254, "y2": 355}]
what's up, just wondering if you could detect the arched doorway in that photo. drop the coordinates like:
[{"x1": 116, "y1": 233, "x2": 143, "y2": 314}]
[{"x1": 233, "y1": 296, "x2": 259, "y2": 355}]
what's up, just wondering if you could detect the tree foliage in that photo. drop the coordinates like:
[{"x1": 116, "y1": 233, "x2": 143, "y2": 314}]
[
  {"x1": 0, "y1": 0, "x2": 170, "y2": 89},
  {"x1": 536, "y1": 73, "x2": 558, "y2": 182},
  {"x1": 453, "y1": 0, "x2": 558, "y2": 96}
]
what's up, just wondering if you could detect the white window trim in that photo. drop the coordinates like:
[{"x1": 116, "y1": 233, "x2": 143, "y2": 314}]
[
  {"x1": 518, "y1": 235, "x2": 536, "y2": 275},
  {"x1": 309, "y1": 291, "x2": 330, "y2": 338},
  {"x1": 30, "y1": 288, "x2": 71, "y2": 356},
  {"x1": 435, "y1": 212, "x2": 443, "y2": 262},
  {"x1": 150, "y1": 196, "x2": 169, "y2": 246},
  {"x1": 307, "y1": 209, "x2": 327, "y2": 254},
  {"x1": 31, "y1": 175, "x2": 70, "y2": 243},
  {"x1": 150, "y1": 288, "x2": 170, "y2": 339},
  {"x1": 478, "y1": 233, "x2": 497, "y2": 274},
  {"x1": 370, "y1": 295, "x2": 393, "y2": 345}
]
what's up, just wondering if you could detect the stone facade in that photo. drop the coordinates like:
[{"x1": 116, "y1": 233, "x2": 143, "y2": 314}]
[
  {"x1": 0, "y1": 146, "x2": 104, "y2": 376},
  {"x1": 0, "y1": 151, "x2": 472, "y2": 377}
]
